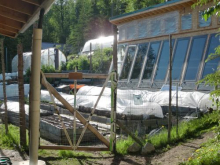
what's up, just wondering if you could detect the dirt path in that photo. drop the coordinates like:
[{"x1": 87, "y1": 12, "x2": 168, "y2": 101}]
[
  {"x1": 0, "y1": 131, "x2": 215, "y2": 165},
  {"x1": 149, "y1": 131, "x2": 215, "y2": 165}
]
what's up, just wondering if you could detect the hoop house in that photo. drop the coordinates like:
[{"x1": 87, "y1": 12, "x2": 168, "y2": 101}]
[{"x1": 12, "y1": 48, "x2": 66, "y2": 72}]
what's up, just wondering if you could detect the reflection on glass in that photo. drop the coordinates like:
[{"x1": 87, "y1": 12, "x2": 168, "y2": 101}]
[
  {"x1": 131, "y1": 43, "x2": 148, "y2": 79},
  {"x1": 120, "y1": 46, "x2": 136, "y2": 79},
  {"x1": 185, "y1": 35, "x2": 207, "y2": 80},
  {"x1": 202, "y1": 34, "x2": 220, "y2": 78},
  {"x1": 181, "y1": 14, "x2": 192, "y2": 30},
  {"x1": 142, "y1": 42, "x2": 160, "y2": 79},
  {"x1": 199, "y1": 12, "x2": 211, "y2": 27},
  {"x1": 154, "y1": 40, "x2": 174, "y2": 80},
  {"x1": 172, "y1": 38, "x2": 190, "y2": 80},
  {"x1": 117, "y1": 44, "x2": 127, "y2": 74}
]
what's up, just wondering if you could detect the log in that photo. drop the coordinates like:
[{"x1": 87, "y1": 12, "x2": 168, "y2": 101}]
[{"x1": 39, "y1": 145, "x2": 109, "y2": 151}]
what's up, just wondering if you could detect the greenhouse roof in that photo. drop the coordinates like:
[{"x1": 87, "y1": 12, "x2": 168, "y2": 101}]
[
  {"x1": 0, "y1": 0, "x2": 54, "y2": 38},
  {"x1": 110, "y1": 0, "x2": 196, "y2": 25}
]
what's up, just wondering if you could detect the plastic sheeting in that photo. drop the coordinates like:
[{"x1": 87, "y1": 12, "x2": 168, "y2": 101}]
[
  {"x1": 118, "y1": 11, "x2": 179, "y2": 41},
  {"x1": 81, "y1": 36, "x2": 114, "y2": 54},
  {"x1": 39, "y1": 86, "x2": 218, "y2": 118},
  {"x1": 0, "y1": 72, "x2": 26, "y2": 80},
  {"x1": 12, "y1": 48, "x2": 66, "y2": 72},
  {"x1": 0, "y1": 84, "x2": 29, "y2": 98},
  {"x1": 199, "y1": 12, "x2": 211, "y2": 27}
]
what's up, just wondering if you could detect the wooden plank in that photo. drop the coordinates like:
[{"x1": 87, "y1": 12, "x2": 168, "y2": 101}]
[
  {"x1": 0, "y1": 16, "x2": 23, "y2": 30},
  {"x1": 0, "y1": 6, "x2": 27, "y2": 23},
  {"x1": 22, "y1": 0, "x2": 41, "y2": 6},
  {"x1": 41, "y1": 77, "x2": 110, "y2": 148},
  {"x1": 0, "y1": 0, "x2": 35, "y2": 16},
  {"x1": 44, "y1": 73, "x2": 108, "y2": 79},
  {"x1": 0, "y1": 28, "x2": 16, "y2": 38},
  {"x1": 68, "y1": 72, "x2": 83, "y2": 80},
  {"x1": 0, "y1": 24, "x2": 18, "y2": 34},
  {"x1": 39, "y1": 145, "x2": 109, "y2": 151}
]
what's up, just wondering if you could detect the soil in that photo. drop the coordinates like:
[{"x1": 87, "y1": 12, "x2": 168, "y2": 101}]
[{"x1": 0, "y1": 131, "x2": 215, "y2": 165}]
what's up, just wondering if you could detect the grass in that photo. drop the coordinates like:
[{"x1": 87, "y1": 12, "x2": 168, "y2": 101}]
[
  {"x1": 116, "y1": 111, "x2": 220, "y2": 155},
  {"x1": 181, "y1": 133, "x2": 220, "y2": 165}
]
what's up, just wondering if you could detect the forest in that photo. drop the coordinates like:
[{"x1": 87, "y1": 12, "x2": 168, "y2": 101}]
[{"x1": 1, "y1": 0, "x2": 165, "y2": 73}]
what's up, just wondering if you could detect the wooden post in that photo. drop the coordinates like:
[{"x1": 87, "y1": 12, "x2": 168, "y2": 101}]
[
  {"x1": 176, "y1": 83, "x2": 179, "y2": 137},
  {"x1": 0, "y1": 38, "x2": 8, "y2": 134},
  {"x1": 90, "y1": 43, "x2": 92, "y2": 72},
  {"x1": 73, "y1": 67, "x2": 77, "y2": 149},
  {"x1": 168, "y1": 34, "x2": 172, "y2": 142},
  {"x1": 17, "y1": 44, "x2": 27, "y2": 147},
  {"x1": 110, "y1": 24, "x2": 118, "y2": 153}
]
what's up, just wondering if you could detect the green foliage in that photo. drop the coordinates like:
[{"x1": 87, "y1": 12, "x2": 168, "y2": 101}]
[
  {"x1": 92, "y1": 47, "x2": 112, "y2": 73},
  {"x1": 41, "y1": 65, "x2": 56, "y2": 84},
  {"x1": 66, "y1": 55, "x2": 89, "y2": 70},
  {"x1": 24, "y1": 67, "x2": 31, "y2": 83},
  {"x1": 0, "y1": 124, "x2": 28, "y2": 149},
  {"x1": 58, "y1": 150, "x2": 92, "y2": 158},
  {"x1": 116, "y1": 136, "x2": 134, "y2": 155},
  {"x1": 116, "y1": 112, "x2": 219, "y2": 155},
  {"x1": 59, "y1": 61, "x2": 67, "y2": 71}
]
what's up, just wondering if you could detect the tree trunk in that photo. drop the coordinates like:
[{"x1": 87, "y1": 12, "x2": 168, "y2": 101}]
[
  {"x1": 18, "y1": 44, "x2": 27, "y2": 147},
  {"x1": 1, "y1": 38, "x2": 8, "y2": 134}
]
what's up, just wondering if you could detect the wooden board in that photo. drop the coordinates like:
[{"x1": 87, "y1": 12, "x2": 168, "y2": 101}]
[{"x1": 68, "y1": 72, "x2": 83, "y2": 80}]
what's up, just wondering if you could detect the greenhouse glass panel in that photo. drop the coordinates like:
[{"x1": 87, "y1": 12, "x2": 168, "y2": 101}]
[
  {"x1": 142, "y1": 42, "x2": 161, "y2": 79},
  {"x1": 117, "y1": 44, "x2": 127, "y2": 74},
  {"x1": 131, "y1": 43, "x2": 148, "y2": 79},
  {"x1": 154, "y1": 40, "x2": 174, "y2": 80},
  {"x1": 151, "y1": 19, "x2": 161, "y2": 36},
  {"x1": 172, "y1": 38, "x2": 190, "y2": 80},
  {"x1": 184, "y1": 35, "x2": 207, "y2": 80},
  {"x1": 199, "y1": 12, "x2": 211, "y2": 27},
  {"x1": 202, "y1": 34, "x2": 220, "y2": 78},
  {"x1": 120, "y1": 46, "x2": 136, "y2": 79},
  {"x1": 181, "y1": 14, "x2": 192, "y2": 30},
  {"x1": 164, "y1": 17, "x2": 176, "y2": 34}
]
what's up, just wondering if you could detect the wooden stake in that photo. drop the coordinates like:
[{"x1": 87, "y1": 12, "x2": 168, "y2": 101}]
[
  {"x1": 17, "y1": 43, "x2": 27, "y2": 147},
  {"x1": 168, "y1": 34, "x2": 172, "y2": 143},
  {"x1": 0, "y1": 38, "x2": 8, "y2": 134},
  {"x1": 39, "y1": 145, "x2": 109, "y2": 151}
]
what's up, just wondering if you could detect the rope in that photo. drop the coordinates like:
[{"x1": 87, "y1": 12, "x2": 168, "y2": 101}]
[{"x1": 41, "y1": 71, "x2": 74, "y2": 149}]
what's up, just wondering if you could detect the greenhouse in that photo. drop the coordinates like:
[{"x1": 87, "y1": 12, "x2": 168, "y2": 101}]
[
  {"x1": 110, "y1": 0, "x2": 220, "y2": 90},
  {"x1": 11, "y1": 48, "x2": 66, "y2": 72}
]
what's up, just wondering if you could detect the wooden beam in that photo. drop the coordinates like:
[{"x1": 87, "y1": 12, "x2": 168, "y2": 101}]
[
  {"x1": 44, "y1": 73, "x2": 108, "y2": 79},
  {"x1": 0, "y1": 15, "x2": 23, "y2": 30},
  {"x1": 39, "y1": 145, "x2": 109, "y2": 151},
  {"x1": 0, "y1": 6, "x2": 27, "y2": 23},
  {"x1": 0, "y1": 0, "x2": 35, "y2": 16},
  {"x1": 41, "y1": 78, "x2": 110, "y2": 148},
  {"x1": 0, "y1": 24, "x2": 19, "y2": 34},
  {"x1": 22, "y1": 0, "x2": 41, "y2": 6},
  {"x1": 0, "y1": 29, "x2": 16, "y2": 38}
]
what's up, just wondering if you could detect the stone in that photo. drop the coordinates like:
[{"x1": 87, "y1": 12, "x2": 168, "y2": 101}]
[
  {"x1": 127, "y1": 142, "x2": 142, "y2": 153},
  {"x1": 141, "y1": 143, "x2": 155, "y2": 155}
]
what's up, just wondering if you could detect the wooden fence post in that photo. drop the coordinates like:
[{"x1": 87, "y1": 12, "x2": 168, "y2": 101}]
[
  {"x1": 18, "y1": 44, "x2": 27, "y2": 147},
  {"x1": 0, "y1": 38, "x2": 8, "y2": 134}
]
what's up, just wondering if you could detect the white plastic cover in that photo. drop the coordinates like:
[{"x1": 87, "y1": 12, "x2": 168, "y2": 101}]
[
  {"x1": 0, "y1": 84, "x2": 29, "y2": 98},
  {"x1": 81, "y1": 36, "x2": 114, "y2": 54},
  {"x1": 118, "y1": 11, "x2": 179, "y2": 41},
  {"x1": 39, "y1": 86, "x2": 217, "y2": 118},
  {"x1": 12, "y1": 48, "x2": 66, "y2": 72}
]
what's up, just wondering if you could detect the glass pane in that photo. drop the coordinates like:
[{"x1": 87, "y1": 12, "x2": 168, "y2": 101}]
[
  {"x1": 131, "y1": 43, "x2": 148, "y2": 79},
  {"x1": 202, "y1": 34, "x2": 220, "y2": 78},
  {"x1": 154, "y1": 40, "x2": 174, "y2": 80},
  {"x1": 185, "y1": 35, "x2": 207, "y2": 80},
  {"x1": 181, "y1": 14, "x2": 192, "y2": 30},
  {"x1": 199, "y1": 12, "x2": 211, "y2": 27},
  {"x1": 117, "y1": 44, "x2": 127, "y2": 74},
  {"x1": 151, "y1": 19, "x2": 161, "y2": 36},
  {"x1": 172, "y1": 38, "x2": 190, "y2": 80},
  {"x1": 142, "y1": 42, "x2": 161, "y2": 79},
  {"x1": 120, "y1": 46, "x2": 136, "y2": 79},
  {"x1": 164, "y1": 17, "x2": 176, "y2": 34}
]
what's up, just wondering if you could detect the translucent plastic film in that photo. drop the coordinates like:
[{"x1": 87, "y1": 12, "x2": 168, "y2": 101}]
[{"x1": 118, "y1": 11, "x2": 179, "y2": 41}]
